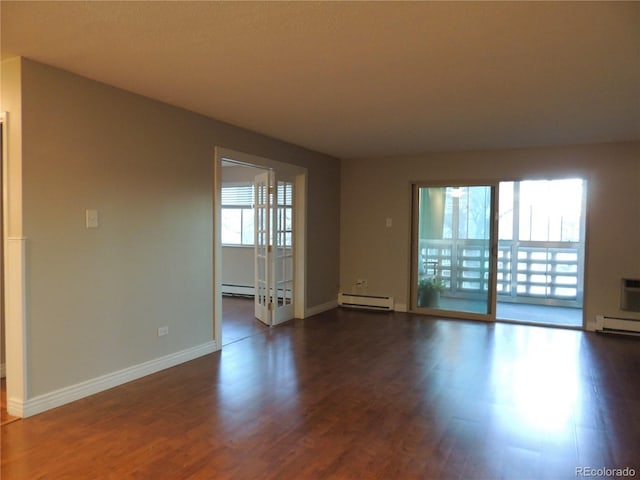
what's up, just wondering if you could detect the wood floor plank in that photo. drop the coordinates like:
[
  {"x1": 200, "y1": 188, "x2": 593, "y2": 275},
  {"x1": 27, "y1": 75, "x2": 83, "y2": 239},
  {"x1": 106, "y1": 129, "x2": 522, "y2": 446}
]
[{"x1": 2, "y1": 300, "x2": 640, "y2": 479}]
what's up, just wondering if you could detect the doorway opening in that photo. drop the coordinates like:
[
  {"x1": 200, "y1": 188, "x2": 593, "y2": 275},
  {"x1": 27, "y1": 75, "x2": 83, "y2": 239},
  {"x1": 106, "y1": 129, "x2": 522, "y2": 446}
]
[
  {"x1": 214, "y1": 148, "x2": 307, "y2": 349},
  {"x1": 219, "y1": 160, "x2": 269, "y2": 346}
]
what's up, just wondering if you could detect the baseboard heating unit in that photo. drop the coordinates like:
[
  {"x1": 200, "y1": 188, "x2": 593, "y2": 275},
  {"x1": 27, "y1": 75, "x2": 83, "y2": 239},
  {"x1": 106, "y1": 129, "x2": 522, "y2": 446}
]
[
  {"x1": 222, "y1": 284, "x2": 255, "y2": 297},
  {"x1": 338, "y1": 293, "x2": 394, "y2": 311},
  {"x1": 595, "y1": 315, "x2": 640, "y2": 336}
]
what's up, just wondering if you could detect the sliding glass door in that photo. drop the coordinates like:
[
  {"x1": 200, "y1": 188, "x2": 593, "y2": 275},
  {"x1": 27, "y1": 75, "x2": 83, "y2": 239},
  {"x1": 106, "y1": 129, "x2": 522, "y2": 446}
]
[
  {"x1": 412, "y1": 184, "x2": 497, "y2": 320},
  {"x1": 495, "y1": 179, "x2": 585, "y2": 327}
]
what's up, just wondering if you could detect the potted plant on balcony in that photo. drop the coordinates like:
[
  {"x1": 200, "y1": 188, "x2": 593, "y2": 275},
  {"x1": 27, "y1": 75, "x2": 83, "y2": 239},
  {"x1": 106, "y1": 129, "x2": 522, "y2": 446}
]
[{"x1": 418, "y1": 277, "x2": 445, "y2": 308}]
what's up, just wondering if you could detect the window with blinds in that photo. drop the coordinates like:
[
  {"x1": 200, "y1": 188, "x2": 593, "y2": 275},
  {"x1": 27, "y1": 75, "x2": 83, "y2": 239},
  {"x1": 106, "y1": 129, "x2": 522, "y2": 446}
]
[
  {"x1": 221, "y1": 183, "x2": 294, "y2": 247},
  {"x1": 221, "y1": 185, "x2": 254, "y2": 246}
]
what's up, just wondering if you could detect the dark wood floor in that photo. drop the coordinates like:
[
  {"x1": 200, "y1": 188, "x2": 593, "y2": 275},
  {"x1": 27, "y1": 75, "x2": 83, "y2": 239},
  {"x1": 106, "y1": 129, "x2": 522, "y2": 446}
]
[
  {"x1": 1, "y1": 378, "x2": 20, "y2": 426},
  {"x1": 2, "y1": 301, "x2": 640, "y2": 479},
  {"x1": 222, "y1": 295, "x2": 269, "y2": 346}
]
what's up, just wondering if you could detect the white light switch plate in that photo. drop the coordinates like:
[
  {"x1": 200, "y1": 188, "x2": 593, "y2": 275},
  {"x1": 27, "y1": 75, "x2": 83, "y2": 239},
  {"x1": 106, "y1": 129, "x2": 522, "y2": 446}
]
[{"x1": 86, "y1": 209, "x2": 99, "y2": 228}]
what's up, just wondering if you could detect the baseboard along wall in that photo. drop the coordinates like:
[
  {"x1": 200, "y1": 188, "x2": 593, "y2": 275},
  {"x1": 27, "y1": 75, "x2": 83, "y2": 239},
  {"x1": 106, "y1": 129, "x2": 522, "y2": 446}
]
[
  {"x1": 305, "y1": 299, "x2": 339, "y2": 318},
  {"x1": 8, "y1": 341, "x2": 218, "y2": 418}
]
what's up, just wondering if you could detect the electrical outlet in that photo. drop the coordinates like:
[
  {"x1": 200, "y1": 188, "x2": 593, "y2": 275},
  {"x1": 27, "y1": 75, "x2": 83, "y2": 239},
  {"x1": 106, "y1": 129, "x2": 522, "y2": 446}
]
[{"x1": 157, "y1": 326, "x2": 169, "y2": 337}]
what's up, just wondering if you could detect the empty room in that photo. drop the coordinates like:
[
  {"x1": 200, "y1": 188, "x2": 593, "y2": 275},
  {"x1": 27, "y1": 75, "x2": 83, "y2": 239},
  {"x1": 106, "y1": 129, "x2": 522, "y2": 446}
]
[{"x1": 1, "y1": 2, "x2": 639, "y2": 479}]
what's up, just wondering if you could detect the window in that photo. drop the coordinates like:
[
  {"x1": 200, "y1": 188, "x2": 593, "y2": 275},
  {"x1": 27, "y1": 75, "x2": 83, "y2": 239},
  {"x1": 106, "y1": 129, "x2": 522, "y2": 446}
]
[
  {"x1": 221, "y1": 181, "x2": 294, "y2": 247},
  {"x1": 221, "y1": 184, "x2": 254, "y2": 246},
  {"x1": 276, "y1": 181, "x2": 294, "y2": 248},
  {"x1": 499, "y1": 179, "x2": 584, "y2": 243}
]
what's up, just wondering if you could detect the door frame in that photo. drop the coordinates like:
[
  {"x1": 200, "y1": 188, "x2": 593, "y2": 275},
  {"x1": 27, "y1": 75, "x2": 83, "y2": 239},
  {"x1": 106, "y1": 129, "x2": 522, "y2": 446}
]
[
  {"x1": 213, "y1": 147, "x2": 307, "y2": 346},
  {"x1": 410, "y1": 180, "x2": 499, "y2": 322},
  {"x1": 1, "y1": 116, "x2": 4, "y2": 380},
  {"x1": 2, "y1": 111, "x2": 28, "y2": 417}
]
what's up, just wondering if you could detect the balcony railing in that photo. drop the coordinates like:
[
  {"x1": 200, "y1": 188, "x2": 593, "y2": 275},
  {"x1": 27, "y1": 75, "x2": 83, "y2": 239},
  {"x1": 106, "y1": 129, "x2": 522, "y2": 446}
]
[{"x1": 418, "y1": 239, "x2": 584, "y2": 307}]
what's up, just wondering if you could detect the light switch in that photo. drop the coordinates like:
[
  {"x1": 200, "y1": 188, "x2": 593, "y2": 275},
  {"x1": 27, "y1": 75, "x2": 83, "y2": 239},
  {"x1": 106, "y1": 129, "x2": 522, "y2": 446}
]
[
  {"x1": 386, "y1": 217, "x2": 392, "y2": 228},
  {"x1": 86, "y1": 209, "x2": 99, "y2": 228}
]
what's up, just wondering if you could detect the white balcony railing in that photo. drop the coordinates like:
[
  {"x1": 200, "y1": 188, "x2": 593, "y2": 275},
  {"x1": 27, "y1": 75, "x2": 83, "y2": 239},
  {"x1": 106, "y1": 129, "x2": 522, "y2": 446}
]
[{"x1": 418, "y1": 239, "x2": 584, "y2": 307}]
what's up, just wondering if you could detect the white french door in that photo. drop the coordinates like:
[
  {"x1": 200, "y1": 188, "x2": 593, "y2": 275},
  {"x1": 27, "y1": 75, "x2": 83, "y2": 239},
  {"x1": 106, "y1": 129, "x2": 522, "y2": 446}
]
[
  {"x1": 254, "y1": 171, "x2": 271, "y2": 324},
  {"x1": 254, "y1": 170, "x2": 295, "y2": 326}
]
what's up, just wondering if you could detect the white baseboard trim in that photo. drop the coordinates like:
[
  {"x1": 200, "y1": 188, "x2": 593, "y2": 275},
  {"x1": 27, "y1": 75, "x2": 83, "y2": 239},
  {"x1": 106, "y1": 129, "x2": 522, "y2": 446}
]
[
  {"x1": 394, "y1": 303, "x2": 408, "y2": 313},
  {"x1": 306, "y1": 299, "x2": 338, "y2": 318},
  {"x1": 13, "y1": 341, "x2": 218, "y2": 418},
  {"x1": 0, "y1": 362, "x2": 5, "y2": 378}
]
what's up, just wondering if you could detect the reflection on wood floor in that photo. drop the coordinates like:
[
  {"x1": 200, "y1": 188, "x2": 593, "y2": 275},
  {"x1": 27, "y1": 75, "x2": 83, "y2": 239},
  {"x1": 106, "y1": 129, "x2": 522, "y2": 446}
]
[
  {"x1": 2, "y1": 306, "x2": 639, "y2": 479},
  {"x1": 222, "y1": 295, "x2": 269, "y2": 346}
]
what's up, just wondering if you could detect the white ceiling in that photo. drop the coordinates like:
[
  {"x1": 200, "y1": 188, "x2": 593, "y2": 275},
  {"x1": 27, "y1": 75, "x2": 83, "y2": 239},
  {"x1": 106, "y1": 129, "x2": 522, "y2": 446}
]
[{"x1": 2, "y1": 1, "x2": 639, "y2": 159}]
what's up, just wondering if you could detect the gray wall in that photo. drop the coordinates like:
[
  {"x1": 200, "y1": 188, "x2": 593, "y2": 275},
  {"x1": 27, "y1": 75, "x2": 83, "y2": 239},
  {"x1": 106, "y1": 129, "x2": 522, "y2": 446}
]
[
  {"x1": 15, "y1": 58, "x2": 340, "y2": 397},
  {"x1": 340, "y1": 142, "x2": 640, "y2": 325}
]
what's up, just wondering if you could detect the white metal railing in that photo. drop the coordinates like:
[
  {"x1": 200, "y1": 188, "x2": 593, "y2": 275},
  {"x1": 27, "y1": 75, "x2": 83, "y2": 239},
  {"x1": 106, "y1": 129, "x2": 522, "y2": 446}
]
[{"x1": 418, "y1": 239, "x2": 583, "y2": 307}]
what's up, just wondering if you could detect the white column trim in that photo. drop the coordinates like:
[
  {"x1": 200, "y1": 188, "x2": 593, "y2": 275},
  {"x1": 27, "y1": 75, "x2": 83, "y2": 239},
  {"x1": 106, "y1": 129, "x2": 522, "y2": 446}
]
[{"x1": 5, "y1": 236, "x2": 27, "y2": 416}]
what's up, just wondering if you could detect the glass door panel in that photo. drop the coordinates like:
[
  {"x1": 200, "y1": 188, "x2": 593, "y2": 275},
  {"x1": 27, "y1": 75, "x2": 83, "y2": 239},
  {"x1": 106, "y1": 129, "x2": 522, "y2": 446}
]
[
  {"x1": 253, "y1": 171, "x2": 297, "y2": 326},
  {"x1": 496, "y1": 179, "x2": 585, "y2": 327},
  {"x1": 254, "y1": 171, "x2": 271, "y2": 325},
  {"x1": 414, "y1": 185, "x2": 496, "y2": 318},
  {"x1": 272, "y1": 178, "x2": 295, "y2": 324}
]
